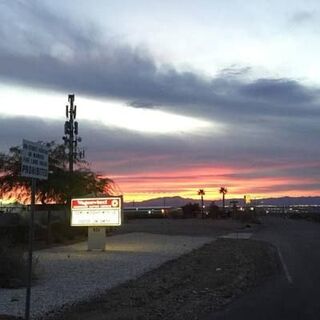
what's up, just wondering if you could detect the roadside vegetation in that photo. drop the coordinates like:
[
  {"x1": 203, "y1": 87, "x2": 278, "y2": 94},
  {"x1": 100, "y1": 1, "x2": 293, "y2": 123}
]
[
  {"x1": 0, "y1": 141, "x2": 114, "y2": 289},
  {"x1": 0, "y1": 236, "x2": 36, "y2": 289},
  {"x1": 181, "y1": 201, "x2": 261, "y2": 224}
]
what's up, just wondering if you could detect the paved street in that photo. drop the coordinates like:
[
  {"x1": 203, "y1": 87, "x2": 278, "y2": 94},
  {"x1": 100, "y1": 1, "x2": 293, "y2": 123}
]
[{"x1": 205, "y1": 216, "x2": 320, "y2": 320}]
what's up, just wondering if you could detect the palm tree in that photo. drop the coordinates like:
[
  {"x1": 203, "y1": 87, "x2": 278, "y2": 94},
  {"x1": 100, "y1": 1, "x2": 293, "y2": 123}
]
[
  {"x1": 219, "y1": 187, "x2": 228, "y2": 213},
  {"x1": 198, "y1": 189, "x2": 205, "y2": 218}
]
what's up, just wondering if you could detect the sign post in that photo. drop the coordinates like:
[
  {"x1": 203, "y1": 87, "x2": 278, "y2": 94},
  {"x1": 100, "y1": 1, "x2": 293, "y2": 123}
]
[
  {"x1": 71, "y1": 197, "x2": 123, "y2": 251},
  {"x1": 88, "y1": 227, "x2": 106, "y2": 251},
  {"x1": 21, "y1": 140, "x2": 48, "y2": 320},
  {"x1": 25, "y1": 178, "x2": 35, "y2": 320}
]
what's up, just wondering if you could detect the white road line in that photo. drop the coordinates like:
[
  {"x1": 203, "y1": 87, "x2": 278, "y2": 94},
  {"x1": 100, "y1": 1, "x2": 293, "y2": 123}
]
[{"x1": 277, "y1": 246, "x2": 293, "y2": 284}]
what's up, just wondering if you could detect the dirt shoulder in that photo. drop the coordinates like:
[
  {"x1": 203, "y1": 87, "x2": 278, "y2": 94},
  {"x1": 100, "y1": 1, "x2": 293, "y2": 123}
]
[
  {"x1": 110, "y1": 217, "x2": 263, "y2": 237},
  {"x1": 49, "y1": 238, "x2": 280, "y2": 320}
]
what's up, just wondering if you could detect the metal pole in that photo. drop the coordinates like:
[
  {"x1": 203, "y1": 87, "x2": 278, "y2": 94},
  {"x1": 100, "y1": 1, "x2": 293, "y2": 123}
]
[
  {"x1": 25, "y1": 178, "x2": 36, "y2": 320},
  {"x1": 201, "y1": 195, "x2": 204, "y2": 218},
  {"x1": 223, "y1": 194, "x2": 225, "y2": 213},
  {"x1": 68, "y1": 95, "x2": 74, "y2": 175},
  {"x1": 67, "y1": 95, "x2": 74, "y2": 215}
]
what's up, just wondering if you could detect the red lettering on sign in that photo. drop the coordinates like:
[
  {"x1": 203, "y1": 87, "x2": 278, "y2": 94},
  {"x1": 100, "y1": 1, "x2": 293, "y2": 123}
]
[{"x1": 71, "y1": 198, "x2": 120, "y2": 209}]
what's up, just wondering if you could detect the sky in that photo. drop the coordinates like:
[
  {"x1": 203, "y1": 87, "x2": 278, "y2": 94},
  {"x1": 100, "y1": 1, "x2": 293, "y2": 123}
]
[{"x1": 1, "y1": 0, "x2": 320, "y2": 202}]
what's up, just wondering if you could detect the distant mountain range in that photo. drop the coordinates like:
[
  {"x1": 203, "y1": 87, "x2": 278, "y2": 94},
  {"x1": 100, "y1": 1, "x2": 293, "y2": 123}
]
[{"x1": 124, "y1": 196, "x2": 320, "y2": 207}]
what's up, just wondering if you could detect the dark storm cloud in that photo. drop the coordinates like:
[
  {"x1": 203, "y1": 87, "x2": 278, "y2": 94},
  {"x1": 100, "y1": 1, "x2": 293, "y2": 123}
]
[
  {"x1": 239, "y1": 79, "x2": 316, "y2": 104},
  {"x1": 2, "y1": 49, "x2": 319, "y2": 122},
  {"x1": 1, "y1": 1, "x2": 320, "y2": 126},
  {"x1": 1, "y1": 111, "x2": 320, "y2": 195},
  {"x1": 0, "y1": 115, "x2": 218, "y2": 174},
  {"x1": 0, "y1": 116, "x2": 61, "y2": 149},
  {"x1": 2, "y1": 1, "x2": 320, "y2": 195},
  {"x1": 127, "y1": 101, "x2": 156, "y2": 109},
  {"x1": 0, "y1": 115, "x2": 287, "y2": 168},
  {"x1": 0, "y1": 114, "x2": 318, "y2": 176}
]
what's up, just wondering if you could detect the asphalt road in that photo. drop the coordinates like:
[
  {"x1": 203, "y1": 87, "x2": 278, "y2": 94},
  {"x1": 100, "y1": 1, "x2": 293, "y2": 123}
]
[{"x1": 204, "y1": 216, "x2": 320, "y2": 320}]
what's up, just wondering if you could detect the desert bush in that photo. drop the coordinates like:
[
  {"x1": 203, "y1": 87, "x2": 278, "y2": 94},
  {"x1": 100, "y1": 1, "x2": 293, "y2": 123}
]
[
  {"x1": 0, "y1": 238, "x2": 37, "y2": 288},
  {"x1": 166, "y1": 208, "x2": 184, "y2": 219},
  {"x1": 0, "y1": 225, "x2": 28, "y2": 244},
  {"x1": 208, "y1": 202, "x2": 221, "y2": 219},
  {"x1": 182, "y1": 203, "x2": 200, "y2": 218},
  {"x1": 50, "y1": 222, "x2": 86, "y2": 243}
]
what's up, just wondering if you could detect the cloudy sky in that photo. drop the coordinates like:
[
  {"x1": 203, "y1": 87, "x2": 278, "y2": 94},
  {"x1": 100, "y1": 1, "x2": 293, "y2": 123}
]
[{"x1": 1, "y1": 0, "x2": 320, "y2": 201}]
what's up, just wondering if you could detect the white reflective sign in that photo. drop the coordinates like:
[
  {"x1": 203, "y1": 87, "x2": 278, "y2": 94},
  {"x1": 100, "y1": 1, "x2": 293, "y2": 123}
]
[
  {"x1": 71, "y1": 197, "x2": 122, "y2": 227},
  {"x1": 21, "y1": 140, "x2": 49, "y2": 180}
]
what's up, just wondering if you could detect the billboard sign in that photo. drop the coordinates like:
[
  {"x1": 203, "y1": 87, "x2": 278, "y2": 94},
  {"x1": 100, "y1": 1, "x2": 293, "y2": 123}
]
[
  {"x1": 71, "y1": 197, "x2": 122, "y2": 227},
  {"x1": 21, "y1": 140, "x2": 49, "y2": 180}
]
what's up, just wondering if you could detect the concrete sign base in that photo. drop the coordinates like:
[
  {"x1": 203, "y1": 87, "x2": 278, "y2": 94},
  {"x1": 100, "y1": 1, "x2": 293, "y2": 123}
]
[{"x1": 88, "y1": 227, "x2": 106, "y2": 251}]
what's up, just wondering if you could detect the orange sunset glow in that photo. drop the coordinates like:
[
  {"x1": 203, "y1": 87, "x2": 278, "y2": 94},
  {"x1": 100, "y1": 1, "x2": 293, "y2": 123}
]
[{"x1": 109, "y1": 163, "x2": 320, "y2": 202}]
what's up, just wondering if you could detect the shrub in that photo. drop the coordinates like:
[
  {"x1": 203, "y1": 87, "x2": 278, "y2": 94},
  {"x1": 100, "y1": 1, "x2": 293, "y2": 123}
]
[
  {"x1": 208, "y1": 202, "x2": 221, "y2": 219},
  {"x1": 166, "y1": 208, "x2": 184, "y2": 219},
  {"x1": 0, "y1": 225, "x2": 28, "y2": 244},
  {"x1": 233, "y1": 209, "x2": 261, "y2": 224},
  {"x1": 182, "y1": 203, "x2": 200, "y2": 218},
  {"x1": 0, "y1": 238, "x2": 37, "y2": 288},
  {"x1": 50, "y1": 222, "x2": 86, "y2": 243}
]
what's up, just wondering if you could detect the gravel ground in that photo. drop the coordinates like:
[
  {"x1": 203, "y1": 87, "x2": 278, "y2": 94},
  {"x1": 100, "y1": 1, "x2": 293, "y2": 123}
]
[
  {"x1": 50, "y1": 238, "x2": 281, "y2": 320},
  {"x1": 0, "y1": 218, "x2": 273, "y2": 320},
  {"x1": 0, "y1": 232, "x2": 213, "y2": 319}
]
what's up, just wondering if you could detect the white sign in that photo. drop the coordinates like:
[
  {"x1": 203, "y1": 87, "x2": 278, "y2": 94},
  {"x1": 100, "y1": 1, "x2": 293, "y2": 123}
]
[
  {"x1": 71, "y1": 197, "x2": 122, "y2": 227},
  {"x1": 21, "y1": 140, "x2": 49, "y2": 180}
]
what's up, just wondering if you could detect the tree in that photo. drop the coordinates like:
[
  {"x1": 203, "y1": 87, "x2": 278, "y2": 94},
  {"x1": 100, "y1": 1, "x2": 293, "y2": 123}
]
[
  {"x1": 219, "y1": 187, "x2": 228, "y2": 213},
  {"x1": 197, "y1": 189, "x2": 205, "y2": 218},
  {"x1": 0, "y1": 142, "x2": 114, "y2": 204}
]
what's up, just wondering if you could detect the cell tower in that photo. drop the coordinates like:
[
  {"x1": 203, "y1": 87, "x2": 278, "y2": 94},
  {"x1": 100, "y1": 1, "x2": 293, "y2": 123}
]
[{"x1": 62, "y1": 94, "x2": 85, "y2": 174}]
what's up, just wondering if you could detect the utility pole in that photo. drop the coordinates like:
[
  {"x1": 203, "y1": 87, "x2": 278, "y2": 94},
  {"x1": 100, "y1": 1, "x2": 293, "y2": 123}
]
[{"x1": 63, "y1": 94, "x2": 84, "y2": 206}]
